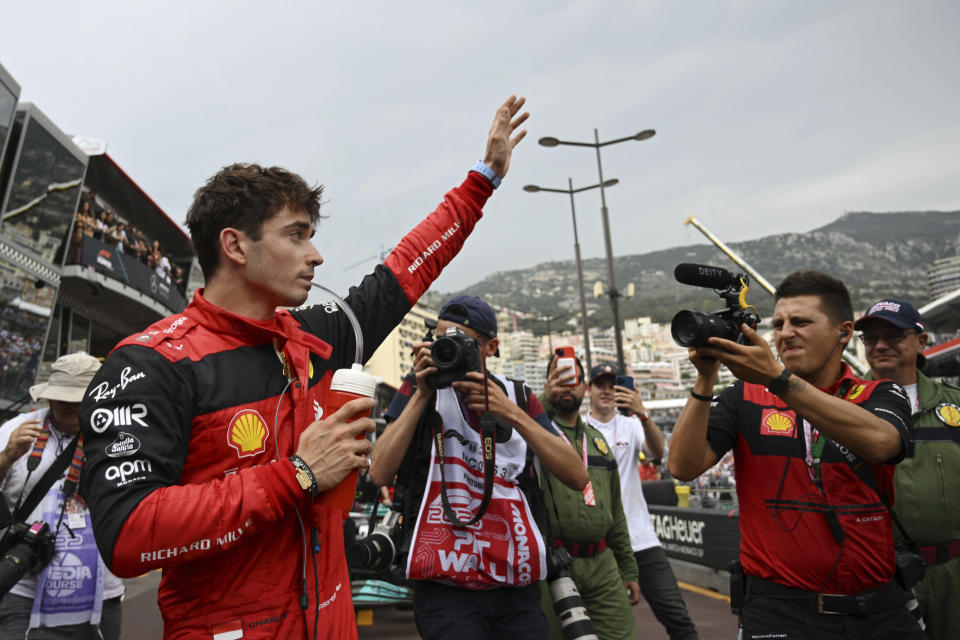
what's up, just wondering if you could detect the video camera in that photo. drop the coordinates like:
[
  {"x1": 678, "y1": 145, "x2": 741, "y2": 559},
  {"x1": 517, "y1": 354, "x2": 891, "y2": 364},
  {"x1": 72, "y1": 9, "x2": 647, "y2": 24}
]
[
  {"x1": 427, "y1": 326, "x2": 482, "y2": 389},
  {"x1": 0, "y1": 521, "x2": 56, "y2": 600},
  {"x1": 670, "y1": 263, "x2": 761, "y2": 348}
]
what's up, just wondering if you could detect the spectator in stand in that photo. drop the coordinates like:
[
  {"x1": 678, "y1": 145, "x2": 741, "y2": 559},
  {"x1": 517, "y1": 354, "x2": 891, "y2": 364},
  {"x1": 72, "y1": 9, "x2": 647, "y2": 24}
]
[
  {"x1": 123, "y1": 225, "x2": 141, "y2": 257},
  {"x1": 94, "y1": 210, "x2": 108, "y2": 240},
  {"x1": 586, "y1": 364, "x2": 699, "y2": 640},
  {"x1": 172, "y1": 265, "x2": 186, "y2": 295},
  {"x1": 855, "y1": 298, "x2": 960, "y2": 640},
  {"x1": 160, "y1": 252, "x2": 172, "y2": 283},
  {"x1": 68, "y1": 217, "x2": 85, "y2": 264},
  {"x1": 132, "y1": 229, "x2": 148, "y2": 261},
  {"x1": 80, "y1": 209, "x2": 95, "y2": 239},
  {"x1": 149, "y1": 240, "x2": 162, "y2": 273},
  {"x1": 104, "y1": 218, "x2": 123, "y2": 250}
]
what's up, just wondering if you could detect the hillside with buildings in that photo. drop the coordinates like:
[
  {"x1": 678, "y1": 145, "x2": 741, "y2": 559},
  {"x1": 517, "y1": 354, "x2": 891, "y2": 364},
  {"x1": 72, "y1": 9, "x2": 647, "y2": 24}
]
[
  {"x1": 385, "y1": 210, "x2": 960, "y2": 398},
  {"x1": 424, "y1": 210, "x2": 960, "y2": 330}
]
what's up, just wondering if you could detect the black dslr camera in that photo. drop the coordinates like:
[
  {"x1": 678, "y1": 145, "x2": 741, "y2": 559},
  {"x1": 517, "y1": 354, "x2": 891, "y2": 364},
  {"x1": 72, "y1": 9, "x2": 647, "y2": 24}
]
[
  {"x1": 427, "y1": 327, "x2": 482, "y2": 389},
  {"x1": 670, "y1": 263, "x2": 761, "y2": 348},
  {"x1": 546, "y1": 546, "x2": 598, "y2": 640},
  {"x1": 0, "y1": 521, "x2": 56, "y2": 599}
]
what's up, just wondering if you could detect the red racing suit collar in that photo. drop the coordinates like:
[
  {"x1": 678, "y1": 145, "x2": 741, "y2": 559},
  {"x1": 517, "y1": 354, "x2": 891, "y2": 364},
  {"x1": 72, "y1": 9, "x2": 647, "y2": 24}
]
[{"x1": 185, "y1": 288, "x2": 333, "y2": 360}]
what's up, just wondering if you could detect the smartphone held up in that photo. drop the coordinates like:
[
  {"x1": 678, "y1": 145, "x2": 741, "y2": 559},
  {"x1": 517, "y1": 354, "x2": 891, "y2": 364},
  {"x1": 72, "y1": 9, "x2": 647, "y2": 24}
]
[
  {"x1": 615, "y1": 375, "x2": 634, "y2": 416},
  {"x1": 554, "y1": 346, "x2": 579, "y2": 387}
]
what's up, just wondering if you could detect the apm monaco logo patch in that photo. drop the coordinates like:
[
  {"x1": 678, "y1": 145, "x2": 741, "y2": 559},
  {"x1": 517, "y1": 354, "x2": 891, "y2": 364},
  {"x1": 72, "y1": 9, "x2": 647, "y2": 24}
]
[
  {"x1": 846, "y1": 384, "x2": 866, "y2": 401},
  {"x1": 935, "y1": 403, "x2": 960, "y2": 427},
  {"x1": 760, "y1": 409, "x2": 796, "y2": 437},
  {"x1": 593, "y1": 436, "x2": 609, "y2": 456},
  {"x1": 227, "y1": 410, "x2": 268, "y2": 458}
]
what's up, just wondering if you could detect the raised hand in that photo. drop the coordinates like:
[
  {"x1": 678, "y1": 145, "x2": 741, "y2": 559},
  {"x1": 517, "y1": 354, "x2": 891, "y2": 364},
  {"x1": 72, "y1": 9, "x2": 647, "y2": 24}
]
[{"x1": 483, "y1": 95, "x2": 530, "y2": 179}]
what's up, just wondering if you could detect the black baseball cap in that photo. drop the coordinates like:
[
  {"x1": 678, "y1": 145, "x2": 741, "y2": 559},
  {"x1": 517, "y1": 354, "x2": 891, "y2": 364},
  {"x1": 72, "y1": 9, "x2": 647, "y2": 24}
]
[
  {"x1": 854, "y1": 299, "x2": 925, "y2": 333},
  {"x1": 589, "y1": 364, "x2": 618, "y2": 384}
]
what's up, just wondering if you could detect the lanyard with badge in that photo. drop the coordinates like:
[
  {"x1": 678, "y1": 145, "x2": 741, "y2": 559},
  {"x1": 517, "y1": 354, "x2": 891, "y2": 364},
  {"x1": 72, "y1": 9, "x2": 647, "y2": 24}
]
[
  {"x1": 803, "y1": 379, "x2": 853, "y2": 487},
  {"x1": 557, "y1": 427, "x2": 596, "y2": 506}
]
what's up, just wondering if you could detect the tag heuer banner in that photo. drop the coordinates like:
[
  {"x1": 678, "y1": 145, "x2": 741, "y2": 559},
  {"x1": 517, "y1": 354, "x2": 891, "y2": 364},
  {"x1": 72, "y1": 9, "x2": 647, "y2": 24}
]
[{"x1": 647, "y1": 506, "x2": 740, "y2": 571}]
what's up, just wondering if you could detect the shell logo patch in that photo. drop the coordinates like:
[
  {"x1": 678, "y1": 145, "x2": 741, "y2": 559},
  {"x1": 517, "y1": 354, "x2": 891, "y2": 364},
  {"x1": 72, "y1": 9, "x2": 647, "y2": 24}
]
[
  {"x1": 846, "y1": 384, "x2": 866, "y2": 401},
  {"x1": 227, "y1": 409, "x2": 268, "y2": 457},
  {"x1": 760, "y1": 409, "x2": 796, "y2": 437},
  {"x1": 935, "y1": 403, "x2": 960, "y2": 427},
  {"x1": 593, "y1": 436, "x2": 609, "y2": 456},
  {"x1": 308, "y1": 359, "x2": 315, "y2": 380}
]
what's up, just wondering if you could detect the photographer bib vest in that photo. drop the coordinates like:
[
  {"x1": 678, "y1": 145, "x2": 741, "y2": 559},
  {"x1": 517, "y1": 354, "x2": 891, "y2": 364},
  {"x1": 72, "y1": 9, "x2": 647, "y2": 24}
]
[{"x1": 406, "y1": 376, "x2": 547, "y2": 588}]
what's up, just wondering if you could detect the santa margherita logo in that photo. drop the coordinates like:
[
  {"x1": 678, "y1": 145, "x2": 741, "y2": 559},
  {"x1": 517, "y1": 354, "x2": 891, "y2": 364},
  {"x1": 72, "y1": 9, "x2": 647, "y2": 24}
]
[
  {"x1": 227, "y1": 409, "x2": 268, "y2": 457},
  {"x1": 760, "y1": 409, "x2": 796, "y2": 437},
  {"x1": 935, "y1": 403, "x2": 960, "y2": 427}
]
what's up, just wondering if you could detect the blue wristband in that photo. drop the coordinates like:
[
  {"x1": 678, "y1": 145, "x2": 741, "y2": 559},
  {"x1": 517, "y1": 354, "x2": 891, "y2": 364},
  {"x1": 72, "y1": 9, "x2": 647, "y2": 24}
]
[{"x1": 470, "y1": 161, "x2": 502, "y2": 189}]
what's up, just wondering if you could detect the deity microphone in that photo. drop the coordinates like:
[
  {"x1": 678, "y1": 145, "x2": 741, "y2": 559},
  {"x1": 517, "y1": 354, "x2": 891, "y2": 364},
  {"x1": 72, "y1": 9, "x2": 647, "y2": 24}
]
[{"x1": 673, "y1": 263, "x2": 738, "y2": 289}]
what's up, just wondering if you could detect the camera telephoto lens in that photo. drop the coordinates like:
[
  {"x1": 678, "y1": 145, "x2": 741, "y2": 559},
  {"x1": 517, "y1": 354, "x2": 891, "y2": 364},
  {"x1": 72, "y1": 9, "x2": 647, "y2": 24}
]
[
  {"x1": 345, "y1": 532, "x2": 395, "y2": 573},
  {"x1": 0, "y1": 522, "x2": 56, "y2": 600},
  {"x1": 0, "y1": 543, "x2": 41, "y2": 598},
  {"x1": 548, "y1": 574, "x2": 599, "y2": 640}
]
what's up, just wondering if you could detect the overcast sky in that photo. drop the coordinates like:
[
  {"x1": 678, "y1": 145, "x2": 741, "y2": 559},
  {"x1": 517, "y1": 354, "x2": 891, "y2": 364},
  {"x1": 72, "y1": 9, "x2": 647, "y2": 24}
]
[{"x1": 3, "y1": 1, "x2": 958, "y2": 303}]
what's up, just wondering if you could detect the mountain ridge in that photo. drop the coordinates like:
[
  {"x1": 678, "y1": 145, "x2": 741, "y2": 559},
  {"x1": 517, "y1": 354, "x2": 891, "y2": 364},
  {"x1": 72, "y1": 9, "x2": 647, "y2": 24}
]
[{"x1": 423, "y1": 210, "x2": 960, "y2": 332}]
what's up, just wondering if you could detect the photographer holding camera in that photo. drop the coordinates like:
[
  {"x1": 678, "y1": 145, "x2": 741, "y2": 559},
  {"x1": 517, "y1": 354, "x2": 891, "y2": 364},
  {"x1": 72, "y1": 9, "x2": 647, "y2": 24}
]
[
  {"x1": 369, "y1": 295, "x2": 587, "y2": 640},
  {"x1": 856, "y1": 298, "x2": 960, "y2": 640},
  {"x1": 0, "y1": 353, "x2": 123, "y2": 640},
  {"x1": 668, "y1": 270, "x2": 925, "y2": 640},
  {"x1": 538, "y1": 355, "x2": 639, "y2": 640}
]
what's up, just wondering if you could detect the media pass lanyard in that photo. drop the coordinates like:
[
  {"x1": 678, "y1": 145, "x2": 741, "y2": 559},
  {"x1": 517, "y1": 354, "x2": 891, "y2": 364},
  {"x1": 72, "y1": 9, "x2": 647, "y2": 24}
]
[
  {"x1": 803, "y1": 379, "x2": 853, "y2": 487},
  {"x1": 558, "y1": 427, "x2": 596, "y2": 506}
]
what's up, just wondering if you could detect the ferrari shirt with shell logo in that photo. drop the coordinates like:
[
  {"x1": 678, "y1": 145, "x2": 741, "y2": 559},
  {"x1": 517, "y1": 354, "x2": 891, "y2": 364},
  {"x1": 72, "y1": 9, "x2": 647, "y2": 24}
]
[{"x1": 706, "y1": 365, "x2": 912, "y2": 594}]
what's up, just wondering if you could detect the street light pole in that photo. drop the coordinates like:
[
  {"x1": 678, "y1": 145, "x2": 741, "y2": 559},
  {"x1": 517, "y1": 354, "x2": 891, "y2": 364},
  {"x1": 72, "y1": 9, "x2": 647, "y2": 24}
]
[
  {"x1": 524, "y1": 177, "x2": 619, "y2": 373},
  {"x1": 538, "y1": 128, "x2": 656, "y2": 374},
  {"x1": 567, "y1": 178, "x2": 592, "y2": 373}
]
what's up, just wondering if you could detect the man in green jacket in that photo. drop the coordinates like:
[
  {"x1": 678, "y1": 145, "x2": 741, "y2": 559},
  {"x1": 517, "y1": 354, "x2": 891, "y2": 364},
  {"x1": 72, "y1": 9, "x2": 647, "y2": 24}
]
[
  {"x1": 855, "y1": 298, "x2": 960, "y2": 640},
  {"x1": 538, "y1": 354, "x2": 640, "y2": 640}
]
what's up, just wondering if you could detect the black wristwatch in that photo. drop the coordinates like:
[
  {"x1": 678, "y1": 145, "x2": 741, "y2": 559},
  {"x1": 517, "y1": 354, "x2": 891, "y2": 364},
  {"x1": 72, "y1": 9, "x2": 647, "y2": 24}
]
[{"x1": 767, "y1": 368, "x2": 792, "y2": 397}]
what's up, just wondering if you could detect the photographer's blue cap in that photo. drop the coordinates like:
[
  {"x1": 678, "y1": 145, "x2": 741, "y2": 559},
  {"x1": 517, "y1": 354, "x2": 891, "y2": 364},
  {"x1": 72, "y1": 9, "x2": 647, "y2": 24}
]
[
  {"x1": 439, "y1": 295, "x2": 499, "y2": 356},
  {"x1": 589, "y1": 364, "x2": 618, "y2": 384},
  {"x1": 854, "y1": 298, "x2": 925, "y2": 332}
]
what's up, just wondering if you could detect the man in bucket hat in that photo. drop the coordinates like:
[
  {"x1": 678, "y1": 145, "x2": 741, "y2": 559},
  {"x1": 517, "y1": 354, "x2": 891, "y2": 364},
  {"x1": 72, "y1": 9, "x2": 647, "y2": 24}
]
[
  {"x1": 0, "y1": 352, "x2": 123, "y2": 640},
  {"x1": 856, "y1": 298, "x2": 960, "y2": 640}
]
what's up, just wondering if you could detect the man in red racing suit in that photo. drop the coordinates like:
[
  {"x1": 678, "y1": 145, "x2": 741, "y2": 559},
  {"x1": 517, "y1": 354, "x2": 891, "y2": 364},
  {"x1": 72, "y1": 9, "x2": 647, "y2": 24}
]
[{"x1": 77, "y1": 96, "x2": 530, "y2": 639}]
